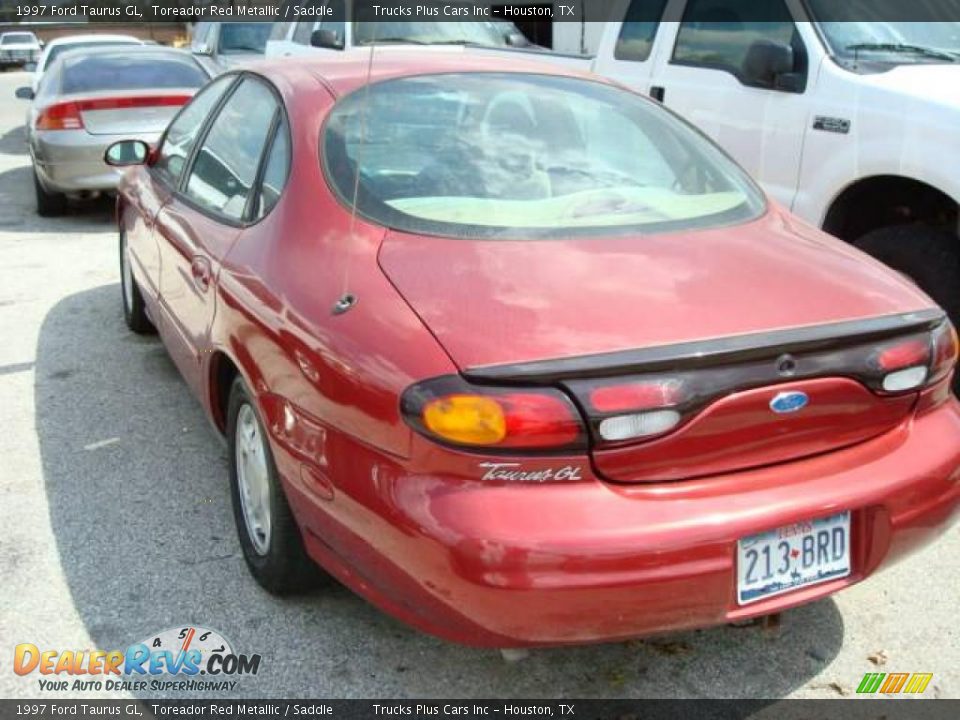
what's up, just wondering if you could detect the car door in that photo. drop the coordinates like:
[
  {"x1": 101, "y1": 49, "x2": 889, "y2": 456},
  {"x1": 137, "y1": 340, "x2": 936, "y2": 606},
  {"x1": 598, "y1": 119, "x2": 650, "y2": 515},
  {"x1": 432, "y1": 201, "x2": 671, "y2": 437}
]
[
  {"x1": 127, "y1": 75, "x2": 236, "y2": 328},
  {"x1": 647, "y1": 0, "x2": 812, "y2": 209},
  {"x1": 591, "y1": 0, "x2": 672, "y2": 96},
  {"x1": 155, "y1": 75, "x2": 282, "y2": 398}
]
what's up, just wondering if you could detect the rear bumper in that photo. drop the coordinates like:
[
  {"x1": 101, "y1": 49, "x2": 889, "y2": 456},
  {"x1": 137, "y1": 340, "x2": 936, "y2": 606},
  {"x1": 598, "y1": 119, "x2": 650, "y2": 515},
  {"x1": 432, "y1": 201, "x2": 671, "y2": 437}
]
[
  {"x1": 275, "y1": 396, "x2": 960, "y2": 647},
  {"x1": 31, "y1": 129, "x2": 157, "y2": 194},
  {"x1": 0, "y1": 49, "x2": 40, "y2": 65}
]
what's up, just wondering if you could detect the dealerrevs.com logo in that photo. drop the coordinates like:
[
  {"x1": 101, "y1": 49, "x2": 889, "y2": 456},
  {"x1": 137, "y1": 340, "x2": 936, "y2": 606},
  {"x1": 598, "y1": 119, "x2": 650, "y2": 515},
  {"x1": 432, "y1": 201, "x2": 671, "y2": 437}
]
[{"x1": 14, "y1": 626, "x2": 262, "y2": 693}]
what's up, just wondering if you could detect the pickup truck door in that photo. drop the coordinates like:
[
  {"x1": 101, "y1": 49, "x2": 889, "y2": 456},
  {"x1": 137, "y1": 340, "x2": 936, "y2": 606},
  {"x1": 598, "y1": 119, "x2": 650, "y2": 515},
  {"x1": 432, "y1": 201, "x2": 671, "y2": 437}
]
[
  {"x1": 641, "y1": 0, "x2": 813, "y2": 209},
  {"x1": 591, "y1": 0, "x2": 672, "y2": 93}
]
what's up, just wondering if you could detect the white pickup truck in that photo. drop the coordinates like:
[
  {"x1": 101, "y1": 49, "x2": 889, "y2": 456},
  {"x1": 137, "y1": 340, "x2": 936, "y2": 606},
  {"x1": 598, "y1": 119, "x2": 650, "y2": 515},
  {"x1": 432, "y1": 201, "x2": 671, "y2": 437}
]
[
  {"x1": 265, "y1": 1, "x2": 593, "y2": 70},
  {"x1": 590, "y1": 0, "x2": 959, "y2": 326}
]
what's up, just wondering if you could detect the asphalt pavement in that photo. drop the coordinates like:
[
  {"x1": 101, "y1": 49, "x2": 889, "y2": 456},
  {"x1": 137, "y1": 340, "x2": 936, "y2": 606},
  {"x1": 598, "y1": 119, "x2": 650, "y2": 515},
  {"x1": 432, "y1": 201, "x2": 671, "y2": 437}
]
[{"x1": 0, "y1": 69, "x2": 956, "y2": 701}]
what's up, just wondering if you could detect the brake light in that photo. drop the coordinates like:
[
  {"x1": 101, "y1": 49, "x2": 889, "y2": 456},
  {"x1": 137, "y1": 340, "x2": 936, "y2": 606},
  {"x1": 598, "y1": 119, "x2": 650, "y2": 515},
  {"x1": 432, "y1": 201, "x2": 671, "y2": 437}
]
[
  {"x1": 871, "y1": 336, "x2": 931, "y2": 393},
  {"x1": 402, "y1": 377, "x2": 585, "y2": 452},
  {"x1": 584, "y1": 378, "x2": 688, "y2": 442},
  {"x1": 36, "y1": 101, "x2": 83, "y2": 130},
  {"x1": 35, "y1": 95, "x2": 191, "y2": 132},
  {"x1": 874, "y1": 338, "x2": 930, "y2": 371},
  {"x1": 589, "y1": 379, "x2": 687, "y2": 413},
  {"x1": 929, "y1": 320, "x2": 959, "y2": 385}
]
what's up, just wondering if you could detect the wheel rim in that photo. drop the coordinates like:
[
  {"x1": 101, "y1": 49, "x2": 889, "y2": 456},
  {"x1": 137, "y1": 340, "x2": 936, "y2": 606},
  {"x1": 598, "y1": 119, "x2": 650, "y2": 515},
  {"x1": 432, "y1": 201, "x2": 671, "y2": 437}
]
[
  {"x1": 121, "y1": 233, "x2": 134, "y2": 313},
  {"x1": 236, "y1": 403, "x2": 272, "y2": 556}
]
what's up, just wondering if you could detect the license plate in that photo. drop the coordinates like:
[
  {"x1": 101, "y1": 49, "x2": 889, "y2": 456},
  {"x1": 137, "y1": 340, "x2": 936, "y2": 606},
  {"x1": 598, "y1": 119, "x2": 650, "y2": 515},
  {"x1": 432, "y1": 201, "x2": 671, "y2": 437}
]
[{"x1": 737, "y1": 511, "x2": 850, "y2": 605}]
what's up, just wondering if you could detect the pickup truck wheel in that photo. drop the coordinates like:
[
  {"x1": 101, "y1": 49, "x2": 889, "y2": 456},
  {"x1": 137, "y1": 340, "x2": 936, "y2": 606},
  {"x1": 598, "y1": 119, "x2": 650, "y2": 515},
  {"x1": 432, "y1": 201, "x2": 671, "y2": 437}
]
[
  {"x1": 227, "y1": 377, "x2": 325, "y2": 595},
  {"x1": 33, "y1": 167, "x2": 67, "y2": 217},
  {"x1": 119, "y1": 229, "x2": 155, "y2": 335},
  {"x1": 855, "y1": 225, "x2": 960, "y2": 323}
]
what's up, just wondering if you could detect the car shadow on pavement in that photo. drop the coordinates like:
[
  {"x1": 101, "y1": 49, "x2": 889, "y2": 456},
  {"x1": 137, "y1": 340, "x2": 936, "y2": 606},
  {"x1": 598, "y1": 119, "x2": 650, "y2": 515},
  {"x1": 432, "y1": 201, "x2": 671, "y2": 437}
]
[
  {"x1": 35, "y1": 284, "x2": 845, "y2": 700},
  {"x1": 0, "y1": 164, "x2": 117, "y2": 233},
  {"x1": 0, "y1": 123, "x2": 27, "y2": 156}
]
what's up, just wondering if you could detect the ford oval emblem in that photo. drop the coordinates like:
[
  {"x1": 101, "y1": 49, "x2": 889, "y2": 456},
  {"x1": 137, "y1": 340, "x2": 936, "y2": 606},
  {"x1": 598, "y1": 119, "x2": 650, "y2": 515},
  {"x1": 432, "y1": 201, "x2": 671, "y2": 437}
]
[{"x1": 770, "y1": 391, "x2": 809, "y2": 414}]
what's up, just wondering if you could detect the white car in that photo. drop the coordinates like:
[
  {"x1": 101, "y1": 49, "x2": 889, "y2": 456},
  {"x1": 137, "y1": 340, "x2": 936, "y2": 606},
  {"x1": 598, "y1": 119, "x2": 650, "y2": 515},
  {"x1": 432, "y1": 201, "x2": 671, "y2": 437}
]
[
  {"x1": 32, "y1": 34, "x2": 142, "y2": 92},
  {"x1": 591, "y1": 0, "x2": 960, "y2": 331},
  {"x1": 0, "y1": 31, "x2": 42, "y2": 70}
]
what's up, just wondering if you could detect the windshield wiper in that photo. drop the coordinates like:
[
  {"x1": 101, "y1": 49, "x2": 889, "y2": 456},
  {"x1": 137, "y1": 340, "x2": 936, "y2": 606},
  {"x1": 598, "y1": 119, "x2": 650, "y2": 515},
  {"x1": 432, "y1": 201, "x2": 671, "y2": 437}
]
[{"x1": 845, "y1": 43, "x2": 959, "y2": 62}]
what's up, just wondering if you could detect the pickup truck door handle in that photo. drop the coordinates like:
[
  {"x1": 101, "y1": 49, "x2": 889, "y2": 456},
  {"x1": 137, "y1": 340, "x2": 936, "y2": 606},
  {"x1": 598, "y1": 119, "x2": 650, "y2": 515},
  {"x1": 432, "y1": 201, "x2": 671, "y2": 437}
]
[
  {"x1": 650, "y1": 86, "x2": 666, "y2": 103},
  {"x1": 190, "y1": 256, "x2": 213, "y2": 292}
]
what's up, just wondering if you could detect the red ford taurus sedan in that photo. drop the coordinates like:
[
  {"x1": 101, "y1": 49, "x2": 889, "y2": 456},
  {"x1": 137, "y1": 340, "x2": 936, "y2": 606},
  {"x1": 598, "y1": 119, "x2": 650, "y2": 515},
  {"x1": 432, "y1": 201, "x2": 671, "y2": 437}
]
[{"x1": 107, "y1": 52, "x2": 960, "y2": 647}]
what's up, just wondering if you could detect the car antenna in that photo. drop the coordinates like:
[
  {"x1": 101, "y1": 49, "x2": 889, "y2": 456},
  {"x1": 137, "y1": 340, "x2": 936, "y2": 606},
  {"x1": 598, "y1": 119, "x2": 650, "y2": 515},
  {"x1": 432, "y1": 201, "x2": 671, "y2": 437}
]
[{"x1": 334, "y1": 13, "x2": 376, "y2": 317}]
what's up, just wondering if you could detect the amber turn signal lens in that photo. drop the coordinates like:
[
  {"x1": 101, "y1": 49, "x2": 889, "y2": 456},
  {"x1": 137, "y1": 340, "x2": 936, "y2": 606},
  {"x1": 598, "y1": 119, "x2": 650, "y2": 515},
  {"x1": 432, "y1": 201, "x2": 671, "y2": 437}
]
[{"x1": 423, "y1": 395, "x2": 507, "y2": 446}]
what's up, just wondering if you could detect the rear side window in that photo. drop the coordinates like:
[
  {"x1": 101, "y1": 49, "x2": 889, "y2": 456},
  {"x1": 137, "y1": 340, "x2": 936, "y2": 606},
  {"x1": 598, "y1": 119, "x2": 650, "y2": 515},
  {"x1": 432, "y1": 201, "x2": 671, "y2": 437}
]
[
  {"x1": 614, "y1": 0, "x2": 669, "y2": 62},
  {"x1": 673, "y1": 0, "x2": 801, "y2": 85},
  {"x1": 154, "y1": 75, "x2": 235, "y2": 189},
  {"x1": 184, "y1": 78, "x2": 279, "y2": 221},
  {"x1": 61, "y1": 53, "x2": 207, "y2": 95},
  {"x1": 254, "y1": 117, "x2": 290, "y2": 220}
]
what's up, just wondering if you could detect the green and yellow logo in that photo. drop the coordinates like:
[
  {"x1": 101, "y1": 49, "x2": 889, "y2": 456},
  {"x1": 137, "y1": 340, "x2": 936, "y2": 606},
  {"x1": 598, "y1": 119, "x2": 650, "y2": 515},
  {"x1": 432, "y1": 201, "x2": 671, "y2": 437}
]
[{"x1": 857, "y1": 672, "x2": 933, "y2": 694}]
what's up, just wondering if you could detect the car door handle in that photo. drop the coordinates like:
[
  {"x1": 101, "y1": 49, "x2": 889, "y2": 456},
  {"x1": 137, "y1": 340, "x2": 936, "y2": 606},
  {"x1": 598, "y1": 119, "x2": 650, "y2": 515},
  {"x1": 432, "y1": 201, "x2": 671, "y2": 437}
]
[
  {"x1": 650, "y1": 86, "x2": 666, "y2": 103},
  {"x1": 190, "y1": 256, "x2": 213, "y2": 292}
]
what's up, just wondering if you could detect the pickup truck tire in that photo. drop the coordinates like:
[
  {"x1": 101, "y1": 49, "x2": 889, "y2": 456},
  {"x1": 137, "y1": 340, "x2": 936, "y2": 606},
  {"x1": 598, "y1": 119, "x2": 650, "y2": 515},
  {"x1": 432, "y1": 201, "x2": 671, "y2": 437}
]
[
  {"x1": 33, "y1": 168, "x2": 67, "y2": 217},
  {"x1": 854, "y1": 225, "x2": 960, "y2": 324}
]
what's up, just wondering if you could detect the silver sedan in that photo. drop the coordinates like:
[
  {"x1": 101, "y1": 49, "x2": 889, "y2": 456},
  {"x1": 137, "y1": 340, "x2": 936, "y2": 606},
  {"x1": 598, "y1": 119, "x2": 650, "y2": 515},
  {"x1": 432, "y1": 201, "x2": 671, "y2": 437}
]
[{"x1": 16, "y1": 45, "x2": 211, "y2": 216}]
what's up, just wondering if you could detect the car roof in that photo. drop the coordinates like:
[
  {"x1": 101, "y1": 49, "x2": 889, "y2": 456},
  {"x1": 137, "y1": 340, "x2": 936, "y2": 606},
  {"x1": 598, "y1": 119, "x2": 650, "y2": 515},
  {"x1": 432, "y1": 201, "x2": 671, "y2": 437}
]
[
  {"x1": 1, "y1": 31, "x2": 38, "y2": 40},
  {"x1": 253, "y1": 48, "x2": 598, "y2": 99},
  {"x1": 46, "y1": 34, "x2": 142, "y2": 48}
]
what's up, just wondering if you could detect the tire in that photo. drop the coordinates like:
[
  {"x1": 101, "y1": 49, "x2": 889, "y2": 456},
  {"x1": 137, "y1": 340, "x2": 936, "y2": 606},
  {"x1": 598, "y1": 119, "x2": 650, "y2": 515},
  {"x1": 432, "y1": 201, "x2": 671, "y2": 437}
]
[
  {"x1": 855, "y1": 225, "x2": 960, "y2": 322},
  {"x1": 227, "y1": 376, "x2": 323, "y2": 594},
  {"x1": 119, "y1": 229, "x2": 155, "y2": 335},
  {"x1": 855, "y1": 225, "x2": 960, "y2": 393},
  {"x1": 33, "y1": 167, "x2": 67, "y2": 217}
]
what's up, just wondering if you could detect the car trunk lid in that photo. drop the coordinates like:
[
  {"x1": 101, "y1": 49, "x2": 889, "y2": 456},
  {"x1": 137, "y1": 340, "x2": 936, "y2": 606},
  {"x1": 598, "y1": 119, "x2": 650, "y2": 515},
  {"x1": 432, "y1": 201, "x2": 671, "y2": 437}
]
[
  {"x1": 380, "y1": 209, "x2": 941, "y2": 480},
  {"x1": 74, "y1": 91, "x2": 194, "y2": 135}
]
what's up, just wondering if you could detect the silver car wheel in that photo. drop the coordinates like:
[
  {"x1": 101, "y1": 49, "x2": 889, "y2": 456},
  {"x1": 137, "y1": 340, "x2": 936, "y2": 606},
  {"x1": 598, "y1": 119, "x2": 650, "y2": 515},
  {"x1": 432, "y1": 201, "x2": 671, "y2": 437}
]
[
  {"x1": 121, "y1": 233, "x2": 134, "y2": 314},
  {"x1": 236, "y1": 403, "x2": 272, "y2": 556}
]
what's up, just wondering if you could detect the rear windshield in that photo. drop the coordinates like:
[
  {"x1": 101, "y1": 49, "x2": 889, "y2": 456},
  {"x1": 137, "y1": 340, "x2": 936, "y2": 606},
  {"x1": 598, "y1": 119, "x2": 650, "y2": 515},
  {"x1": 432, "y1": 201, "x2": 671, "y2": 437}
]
[
  {"x1": 46, "y1": 41, "x2": 139, "y2": 69},
  {"x1": 323, "y1": 73, "x2": 765, "y2": 240},
  {"x1": 62, "y1": 53, "x2": 207, "y2": 95},
  {"x1": 2, "y1": 33, "x2": 36, "y2": 45}
]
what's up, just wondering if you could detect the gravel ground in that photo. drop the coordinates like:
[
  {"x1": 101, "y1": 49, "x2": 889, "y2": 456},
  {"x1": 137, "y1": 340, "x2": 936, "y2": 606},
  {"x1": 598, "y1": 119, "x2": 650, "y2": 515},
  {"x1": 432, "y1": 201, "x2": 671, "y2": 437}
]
[{"x1": 0, "y1": 69, "x2": 956, "y2": 702}]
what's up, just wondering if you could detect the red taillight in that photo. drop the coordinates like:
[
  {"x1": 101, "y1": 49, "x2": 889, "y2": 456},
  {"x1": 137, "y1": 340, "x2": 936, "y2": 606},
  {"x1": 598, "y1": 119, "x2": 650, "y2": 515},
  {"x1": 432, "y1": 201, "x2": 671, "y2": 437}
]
[
  {"x1": 35, "y1": 95, "x2": 191, "y2": 132},
  {"x1": 874, "y1": 338, "x2": 930, "y2": 372},
  {"x1": 930, "y1": 320, "x2": 959, "y2": 385},
  {"x1": 36, "y1": 101, "x2": 83, "y2": 130},
  {"x1": 589, "y1": 379, "x2": 686, "y2": 413},
  {"x1": 402, "y1": 376, "x2": 585, "y2": 453}
]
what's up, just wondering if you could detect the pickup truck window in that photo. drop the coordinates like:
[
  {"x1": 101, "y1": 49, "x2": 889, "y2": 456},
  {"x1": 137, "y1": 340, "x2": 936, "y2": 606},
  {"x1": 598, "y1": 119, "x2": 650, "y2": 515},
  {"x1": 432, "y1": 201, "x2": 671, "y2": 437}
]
[
  {"x1": 323, "y1": 73, "x2": 765, "y2": 240},
  {"x1": 614, "y1": 0, "x2": 669, "y2": 62},
  {"x1": 673, "y1": 0, "x2": 802, "y2": 88}
]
